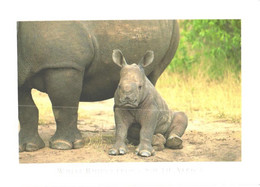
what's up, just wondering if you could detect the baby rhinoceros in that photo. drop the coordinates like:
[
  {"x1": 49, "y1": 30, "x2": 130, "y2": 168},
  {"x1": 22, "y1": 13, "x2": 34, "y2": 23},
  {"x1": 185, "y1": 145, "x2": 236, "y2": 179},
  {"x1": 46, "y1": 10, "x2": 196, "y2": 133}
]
[{"x1": 109, "y1": 49, "x2": 188, "y2": 157}]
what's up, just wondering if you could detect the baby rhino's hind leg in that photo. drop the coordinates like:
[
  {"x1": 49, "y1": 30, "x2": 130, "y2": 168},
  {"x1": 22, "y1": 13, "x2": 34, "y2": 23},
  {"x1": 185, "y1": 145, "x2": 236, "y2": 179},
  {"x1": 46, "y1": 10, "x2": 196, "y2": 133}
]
[
  {"x1": 152, "y1": 133, "x2": 166, "y2": 151},
  {"x1": 165, "y1": 112, "x2": 188, "y2": 149}
]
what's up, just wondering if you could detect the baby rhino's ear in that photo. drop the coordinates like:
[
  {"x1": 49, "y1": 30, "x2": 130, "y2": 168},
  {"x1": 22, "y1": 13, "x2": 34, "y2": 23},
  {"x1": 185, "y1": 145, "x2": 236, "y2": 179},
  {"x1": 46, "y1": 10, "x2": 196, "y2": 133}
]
[
  {"x1": 112, "y1": 49, "x2": 128, "y2": 67},
  {"x1": 138, "y1": 50, "x2": 154, "y2": 68}
]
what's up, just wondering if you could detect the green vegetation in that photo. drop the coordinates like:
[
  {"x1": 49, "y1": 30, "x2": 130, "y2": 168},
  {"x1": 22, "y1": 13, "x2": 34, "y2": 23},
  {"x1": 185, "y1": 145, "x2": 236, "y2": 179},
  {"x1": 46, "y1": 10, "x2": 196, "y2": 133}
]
[
  {"x1": 168, "y1": 20, "x2": 241, "y2": 80},
  {"x1": 159, "y1": 20, "x2": 241, "y2": 122}
]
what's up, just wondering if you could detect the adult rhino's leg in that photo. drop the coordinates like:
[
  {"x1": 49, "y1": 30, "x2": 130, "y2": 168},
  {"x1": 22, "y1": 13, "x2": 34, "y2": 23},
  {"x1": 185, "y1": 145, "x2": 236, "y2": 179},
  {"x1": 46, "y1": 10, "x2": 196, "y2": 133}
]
[
  {"x1": 45, "y1": 68, "x2": 84, "y2": 150},
  {"x1": 165, "y1": 112, "x2": 188, "y2": 149},
  {"x1": 19, "y1": 88, "x2": 45, "y2": 152}
]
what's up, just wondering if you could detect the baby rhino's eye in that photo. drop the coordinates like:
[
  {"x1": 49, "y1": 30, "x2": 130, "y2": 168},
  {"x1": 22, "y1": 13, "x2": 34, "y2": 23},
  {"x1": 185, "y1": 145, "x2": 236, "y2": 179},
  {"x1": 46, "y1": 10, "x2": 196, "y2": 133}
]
[{"x1": 138, "y1": 85, "x2": 142, "y2": 90}]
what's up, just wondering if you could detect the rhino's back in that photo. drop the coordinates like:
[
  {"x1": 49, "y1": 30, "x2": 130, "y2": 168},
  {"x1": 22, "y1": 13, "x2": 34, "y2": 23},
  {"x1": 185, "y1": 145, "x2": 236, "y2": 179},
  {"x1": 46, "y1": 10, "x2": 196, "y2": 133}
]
[{"x1": 83, "y1": 20, "x2": 173, "y2": 64}]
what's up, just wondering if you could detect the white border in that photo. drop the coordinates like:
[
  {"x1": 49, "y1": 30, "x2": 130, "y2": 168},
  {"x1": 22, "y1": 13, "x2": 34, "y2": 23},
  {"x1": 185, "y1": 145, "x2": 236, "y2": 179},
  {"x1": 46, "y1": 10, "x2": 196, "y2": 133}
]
[{"x1": 1, "y1": 0, "x2": 260, "y2": 186}]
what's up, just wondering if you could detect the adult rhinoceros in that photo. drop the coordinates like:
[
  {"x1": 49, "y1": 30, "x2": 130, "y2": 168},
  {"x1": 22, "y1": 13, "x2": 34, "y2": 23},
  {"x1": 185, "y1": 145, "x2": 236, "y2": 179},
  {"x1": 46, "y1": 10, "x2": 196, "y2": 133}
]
[{"x1": 18, "y1": 20, "x2": 179, "y2": 152}]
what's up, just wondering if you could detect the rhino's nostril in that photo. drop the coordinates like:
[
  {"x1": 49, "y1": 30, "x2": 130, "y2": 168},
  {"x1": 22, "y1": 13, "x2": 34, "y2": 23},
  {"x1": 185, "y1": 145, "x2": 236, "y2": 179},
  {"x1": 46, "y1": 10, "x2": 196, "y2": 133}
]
[{"x1": 125, "y1": 96, "x2": 130, "y2": 101}]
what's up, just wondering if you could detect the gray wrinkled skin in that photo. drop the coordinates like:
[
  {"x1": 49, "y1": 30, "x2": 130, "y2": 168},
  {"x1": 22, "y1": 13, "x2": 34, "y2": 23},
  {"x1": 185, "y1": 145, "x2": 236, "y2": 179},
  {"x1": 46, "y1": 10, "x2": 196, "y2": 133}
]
[
  {"x1": 18, "y1": 20, "x2": 180, "y2": 152},
  {"x1": 109, "y1": 50, "x2": 188, "y2": 157}
]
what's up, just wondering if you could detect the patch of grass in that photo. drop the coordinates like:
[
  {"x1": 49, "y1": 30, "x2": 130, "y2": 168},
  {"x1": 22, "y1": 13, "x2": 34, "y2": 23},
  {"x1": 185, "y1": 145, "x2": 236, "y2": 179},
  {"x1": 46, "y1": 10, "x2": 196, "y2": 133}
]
[
  {"x1": 156, "y1": 70, "x2": 241, "y2": 123},
  {"x1": 85, "y1": 133, "x2": 115, "y2": 147}
]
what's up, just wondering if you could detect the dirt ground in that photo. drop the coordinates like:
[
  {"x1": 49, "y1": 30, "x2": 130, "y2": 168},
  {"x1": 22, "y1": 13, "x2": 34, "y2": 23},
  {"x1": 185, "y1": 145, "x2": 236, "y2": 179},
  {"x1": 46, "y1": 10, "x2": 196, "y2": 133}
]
[{"x1": 19, "y1": 99, "x2": 241, "y2": 163}]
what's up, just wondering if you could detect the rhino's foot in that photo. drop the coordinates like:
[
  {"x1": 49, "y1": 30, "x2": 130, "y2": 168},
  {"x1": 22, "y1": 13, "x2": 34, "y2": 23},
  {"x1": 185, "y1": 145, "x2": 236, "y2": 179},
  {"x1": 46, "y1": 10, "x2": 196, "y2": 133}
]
[
  {"x1": 109, "y1": 147, "x2": 127, "y2": 155},
  {"x1": 19, "y1": 132, "x2": 45, "y2": 152},
  {"x1": 152, "y1": 133, "x2": 166, "y2": 151},
  {"x1": 109, "y1": 143, "x2": 128, "y2": 155},
  {"x1": 49, "y1": 130, "x2": 84, "y2": 150},
  {"x1": 135, "y1": 145, "x2": 155, "y2": 157},
  {"x1": 165, "y1": 134, "x2": 183, "y2": 149},
  {"x1": 50, "y1": 138, "x2": 84, "y2": 150},
  {"x1": 153, "y1": 144, "x2": 165, "y2": 151}
]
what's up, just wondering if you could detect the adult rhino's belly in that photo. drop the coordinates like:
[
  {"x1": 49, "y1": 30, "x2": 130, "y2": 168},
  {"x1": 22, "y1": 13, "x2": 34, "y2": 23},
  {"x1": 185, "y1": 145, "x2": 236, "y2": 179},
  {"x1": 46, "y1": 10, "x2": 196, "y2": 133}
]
[
  {"x1": 78, "y1": 20, "x2": 175, "y2": 101},
  {"x1": 80, "y1": 72, "x2": 119, "y2": 101}
]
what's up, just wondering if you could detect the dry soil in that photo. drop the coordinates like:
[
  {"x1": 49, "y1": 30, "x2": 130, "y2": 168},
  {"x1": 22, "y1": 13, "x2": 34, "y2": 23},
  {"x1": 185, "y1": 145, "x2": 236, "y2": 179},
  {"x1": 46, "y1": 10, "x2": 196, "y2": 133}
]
[{"x1": 19, "y1": 99, "x2": 241, "y2": 163}]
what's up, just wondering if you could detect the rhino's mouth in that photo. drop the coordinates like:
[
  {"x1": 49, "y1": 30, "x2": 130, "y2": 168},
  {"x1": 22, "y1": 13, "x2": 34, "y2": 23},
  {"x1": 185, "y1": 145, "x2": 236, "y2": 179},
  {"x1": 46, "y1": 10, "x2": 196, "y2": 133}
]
[{"x1": 120, "y1": 102, "x2": 139, "y2": 108}]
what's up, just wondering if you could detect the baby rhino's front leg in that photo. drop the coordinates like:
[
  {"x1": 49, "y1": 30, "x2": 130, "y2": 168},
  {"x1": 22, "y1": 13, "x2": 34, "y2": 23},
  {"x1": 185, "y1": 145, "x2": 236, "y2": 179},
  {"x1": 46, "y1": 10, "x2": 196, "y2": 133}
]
[
  {"x1": 128, "y1": 125, "x2": 167, "y2": 151},
  {"x1": 135, "y1": 111, "x2": 159, "y2": 157},
  {"x1": 109, "y1": 107, "x2": 133, "y2": 155}
]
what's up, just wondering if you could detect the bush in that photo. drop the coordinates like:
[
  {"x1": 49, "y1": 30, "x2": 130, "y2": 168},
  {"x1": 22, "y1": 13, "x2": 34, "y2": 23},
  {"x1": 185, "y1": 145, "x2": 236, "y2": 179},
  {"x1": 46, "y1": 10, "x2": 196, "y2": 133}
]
[{"x1": 168, "y1": 20, "x2": 241, "y2": 80}]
